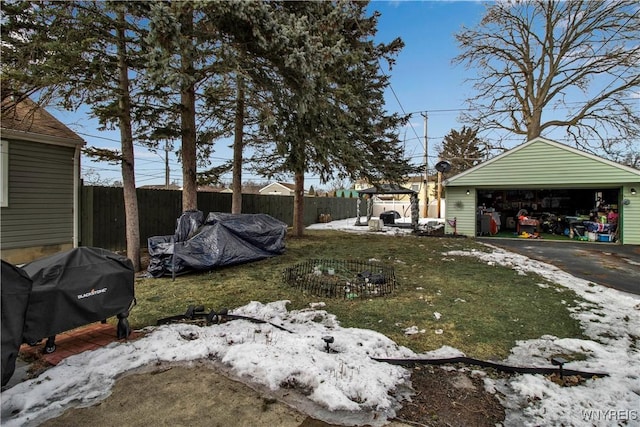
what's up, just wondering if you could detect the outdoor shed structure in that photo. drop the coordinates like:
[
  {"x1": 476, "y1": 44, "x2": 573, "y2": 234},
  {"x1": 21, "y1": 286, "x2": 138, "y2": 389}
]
[
  {"x1": 355, "y1": 184, "x2": 418, "y2": 228},
  {"x1": 1, "y1": 96, "x2": 85, "y2": 263},
  {"x1": 443, "y1": 137, "x2": 640, "y2": 245}
]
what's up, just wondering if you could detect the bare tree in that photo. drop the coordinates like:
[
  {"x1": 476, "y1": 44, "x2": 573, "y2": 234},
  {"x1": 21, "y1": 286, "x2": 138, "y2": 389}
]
[
  {"x1": 454, "y1": 0, "x2": 640, "y2": 161},
  {"x1": 82, "y1": 169, "x2": 116, "y2": 187}
]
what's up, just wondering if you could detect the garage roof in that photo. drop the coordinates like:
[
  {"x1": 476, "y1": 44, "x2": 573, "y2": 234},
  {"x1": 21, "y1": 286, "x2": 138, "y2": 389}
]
[{"x1": 444, "y1": 137, "x2": 640, "y2": 189}]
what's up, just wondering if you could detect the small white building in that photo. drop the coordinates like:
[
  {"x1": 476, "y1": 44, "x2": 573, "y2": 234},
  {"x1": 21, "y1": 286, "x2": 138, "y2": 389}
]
[{"x1": 259, "y1": 182, "x2": 296, "y2": 196}]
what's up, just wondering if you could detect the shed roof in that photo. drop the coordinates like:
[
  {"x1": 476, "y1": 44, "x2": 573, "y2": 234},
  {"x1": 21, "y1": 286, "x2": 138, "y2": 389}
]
[
  {"x1": 1, "y1": 97, "x2": 84, "y2": 144},
  {"x1": 444, "y1": 137, "x2": 640, "y2": 188}
]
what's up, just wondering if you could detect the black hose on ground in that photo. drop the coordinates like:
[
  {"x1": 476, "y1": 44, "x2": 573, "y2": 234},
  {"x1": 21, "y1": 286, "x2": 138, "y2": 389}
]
[
  {"x1": 158, "y1": 305, "x2": 608, "y2": 379},
  {"x1": 372, "y1": 357, "x2": 608, "y2": 378}
]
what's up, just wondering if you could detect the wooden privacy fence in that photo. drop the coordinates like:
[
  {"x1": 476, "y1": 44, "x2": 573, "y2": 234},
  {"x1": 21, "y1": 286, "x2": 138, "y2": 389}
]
[{"x1": 80, "y1": 186, "x2": 357, "y2": 251}]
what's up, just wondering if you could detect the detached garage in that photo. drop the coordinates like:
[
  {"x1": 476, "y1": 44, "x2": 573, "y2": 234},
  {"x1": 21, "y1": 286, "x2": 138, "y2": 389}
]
[{"x1": 443, "y1": 137, "x2": 640, "y2": 245}]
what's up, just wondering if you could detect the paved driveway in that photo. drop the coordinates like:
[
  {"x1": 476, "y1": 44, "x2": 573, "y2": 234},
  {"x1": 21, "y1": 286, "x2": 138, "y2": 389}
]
[{"x1": 478, "y1": 238, "x2": 640, "y2": 296}]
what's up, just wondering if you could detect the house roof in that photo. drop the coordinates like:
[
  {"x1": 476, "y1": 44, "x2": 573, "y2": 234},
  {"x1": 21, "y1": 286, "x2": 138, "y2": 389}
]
[
  {"x1": 259, "y1": 182, "x2": 296, "y2": 192},
  {"x1": 1, "y1": 96, "x2": 84, "y2": 145},
  {"x1": 197, "y1": 185, "x2": 231, "y2": 193},
  {"x1": 444, "y1": 137, "x2": 640, "y2": 187},
  {"x1": 139, "y1": 184, "x2": 182, "y2": 191},
  {"x1": 275, "y1": 182, "x2": 296, "y2": 191}
]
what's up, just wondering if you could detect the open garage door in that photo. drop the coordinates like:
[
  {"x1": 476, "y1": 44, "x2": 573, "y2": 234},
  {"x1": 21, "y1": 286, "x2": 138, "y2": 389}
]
[{"x1": 475, "y1": 188, "x2": 620, "y2": 242}]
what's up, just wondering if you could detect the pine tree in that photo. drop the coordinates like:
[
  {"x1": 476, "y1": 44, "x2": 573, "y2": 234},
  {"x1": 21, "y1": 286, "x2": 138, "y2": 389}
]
[
  {"x1": 249, "y1": 1, "x2": 414, "y2": 236},
  {"x1": 437, "y1": 127, "x2": 487, "y2": 176},
  {"x1": 144, "y1": 1, "x2": 310, "y2": 213},
  {"x1": 2, "y1": 1, "x2": 148, "y2": 270}
]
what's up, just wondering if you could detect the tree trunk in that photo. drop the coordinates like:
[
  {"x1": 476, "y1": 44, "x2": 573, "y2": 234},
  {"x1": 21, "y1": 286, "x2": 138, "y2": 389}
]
[
  {"x1": 292, "y1": 171, "x2": 305, "y2": 237},
  {"x1": 180, "y1": 6, "x2": 197, "y2": 212},
  {"x1": 527, "y1": 103, "x2": 543, "y2": 141},
  {"x1": 231, "y1": 74, "x2": 245, "y2": 214},
  {"x1": 181, "y1": 87, "x2": 197, "y2": 211},
  {"x1": 116, "y1": 9, "x2": 140, "y2": 271}
]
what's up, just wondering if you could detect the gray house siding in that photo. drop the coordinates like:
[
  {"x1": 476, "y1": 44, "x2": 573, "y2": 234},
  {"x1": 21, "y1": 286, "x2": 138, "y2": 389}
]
[{"x1": 1, "y1": 140, "x2": 75, "y2": 250}]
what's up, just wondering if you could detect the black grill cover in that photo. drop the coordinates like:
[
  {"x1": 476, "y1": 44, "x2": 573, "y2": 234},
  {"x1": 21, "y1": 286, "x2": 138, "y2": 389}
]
[
  {"x1": 147, "y1": 212, "x2": 287, "y2": 277},
  {"x1": 21, "y1": 247, "x2": 135, "y2": 343},
  {"x1": 1, "y1": 261, "x2": 32, "y2": 387}
]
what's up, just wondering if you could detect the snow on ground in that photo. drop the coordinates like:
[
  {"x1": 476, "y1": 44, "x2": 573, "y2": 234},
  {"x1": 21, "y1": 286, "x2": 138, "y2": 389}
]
[
  {"x1": 2, "y1": 218, "x2": 639, "y2": 426},
  {"x1": 1, "y1": 301, "x2": 425, "y2": 427},
  {"x1": 307, "y1": 216, "x2": 443, "y2": 235},
  {"x1": 445, "y1": 246, "x2": 640, "y2": 426}
]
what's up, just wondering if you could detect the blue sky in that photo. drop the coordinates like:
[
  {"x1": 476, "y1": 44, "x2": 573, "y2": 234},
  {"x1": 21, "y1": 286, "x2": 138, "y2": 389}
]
[
  {"x1": 48, "y1": 1, "x2": 494, "y2": 188},
  {"x1": 370, "y1": 0, "x2": 488, "y2": 170}
]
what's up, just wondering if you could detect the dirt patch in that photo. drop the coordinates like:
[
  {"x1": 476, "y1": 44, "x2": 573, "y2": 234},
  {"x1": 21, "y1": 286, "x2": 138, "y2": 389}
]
[
  {"x1": 394, "y1": 365, "x2": 505, "y2": 427},
  {"x1": 41, "y1": 364, "x2": 309, "y2": 427},
  {"x1": 36, "y1": 361, "x2": 504, "y2": 427}
]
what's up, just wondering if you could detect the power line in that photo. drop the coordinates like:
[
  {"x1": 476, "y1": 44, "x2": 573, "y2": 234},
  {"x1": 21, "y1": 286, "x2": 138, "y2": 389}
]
[
  {"x1": 376, "y1": 58, "x2": 424, "y2": 157},
  {"x1": 404, "y1": 97, "x2": 639, "y2": 118}
]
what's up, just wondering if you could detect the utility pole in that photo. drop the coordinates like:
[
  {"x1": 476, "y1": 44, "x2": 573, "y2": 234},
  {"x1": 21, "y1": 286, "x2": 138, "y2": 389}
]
[
  {"x1": 421, "y1": 112, "x2": 428, "y2": 218},
  {"x1": 164, "y1": 141, "x2": 170, "y2": 189}
]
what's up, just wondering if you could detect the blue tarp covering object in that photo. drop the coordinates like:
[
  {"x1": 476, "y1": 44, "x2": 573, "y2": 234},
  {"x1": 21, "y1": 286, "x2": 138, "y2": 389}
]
[{"x1": 147, "y1": 211, "x2": 287, "y2": 277}]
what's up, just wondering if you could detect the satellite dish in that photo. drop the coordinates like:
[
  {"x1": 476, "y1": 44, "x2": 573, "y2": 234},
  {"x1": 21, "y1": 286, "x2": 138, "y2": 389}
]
[{"x1": 435, "y1": 160, "x2": 452, "y2": 173}]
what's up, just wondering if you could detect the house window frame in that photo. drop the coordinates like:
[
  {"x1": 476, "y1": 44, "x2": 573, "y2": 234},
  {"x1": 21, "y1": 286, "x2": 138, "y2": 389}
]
[{"x1": 1, "y1": 140, "x2": 8, "y2": 207}]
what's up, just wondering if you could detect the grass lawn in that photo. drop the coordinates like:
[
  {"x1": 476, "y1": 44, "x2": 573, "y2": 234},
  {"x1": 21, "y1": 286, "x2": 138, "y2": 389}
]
[{"x1": 130, "y1": 230, "x2": 587, "y2": 360}]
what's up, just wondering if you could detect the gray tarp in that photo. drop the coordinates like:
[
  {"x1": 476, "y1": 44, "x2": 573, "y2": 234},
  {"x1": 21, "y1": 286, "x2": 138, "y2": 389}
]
[{"x1": 147, "y1": 212, "x2": 287, "y2": 277}]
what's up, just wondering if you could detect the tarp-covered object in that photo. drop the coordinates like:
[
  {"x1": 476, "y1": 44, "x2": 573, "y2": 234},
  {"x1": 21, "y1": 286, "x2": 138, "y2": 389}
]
[
  {"x1": 174, "y1": 209, "x2": 204, "y2": 241},
  {"x1": 1, "y1": 261, "x2": 32, "y2": 387},
  {"x1": 21, "y1": 247, "x2": 135, "y2": 344},
  {"x1": 147, "y1": 212, "x2": 287, "y2": 277}
]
